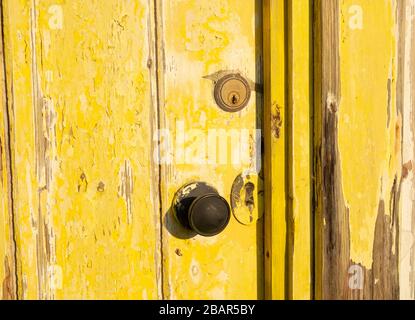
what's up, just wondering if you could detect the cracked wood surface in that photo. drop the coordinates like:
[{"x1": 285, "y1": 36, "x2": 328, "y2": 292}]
[{"x1": 0, "y1": 1, "x2": 17, "y2": 300}]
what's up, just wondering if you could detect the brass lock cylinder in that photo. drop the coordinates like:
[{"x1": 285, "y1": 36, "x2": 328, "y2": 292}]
[{"x1": 214, "y1": 73, "x2": 251, "y2": 112}]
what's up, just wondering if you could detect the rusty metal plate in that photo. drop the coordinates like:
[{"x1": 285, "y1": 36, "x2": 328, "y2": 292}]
[{"x1": 230, "y1": 173, "x2": 263, "y2": 225}]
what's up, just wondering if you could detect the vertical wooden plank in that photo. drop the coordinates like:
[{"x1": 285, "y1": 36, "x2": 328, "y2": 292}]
[
  {"x1": 314, "y1": 0, "x2": 342, "y2": 300},
  {"x1": 314, "y1": 0, "x2": 407, "y2": 299},
  {"x1": 2, "y1": 0, "x2": 161, "y2": 299},
  {"x1": 264, "y1": 0, "x2": 313, "y2": 300},
  {"x1": 263, "y1": 0, "x2": 287, "y2": 299},
  {"x1": 287, "y1": 0, "x2": 312, "y2": 300},
  {"x1": 157, "y1": 0, "x2": 264, "y2": 299},
  {"x1": 400, "y1": 0, "x2": 415, "y2": 300},
  {"x1": 0, "y1": 2, "x2": 17, "y2": 300}
]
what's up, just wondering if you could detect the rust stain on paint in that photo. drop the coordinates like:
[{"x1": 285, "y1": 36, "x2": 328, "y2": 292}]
[{"x1": 271, "y1": 103, "x2": 282, "y2": 139}]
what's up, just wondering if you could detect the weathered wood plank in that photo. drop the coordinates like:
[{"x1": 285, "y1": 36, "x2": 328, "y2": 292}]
[
  {"x1": 157, "y1": 0, "x2": 264, "y2": 299},
  {"x1": 263, "y1": 0, "x2": 287, "y2": 300},
  {"x1": 287, "y1": 0, "x2": 313, "y2": 300},
  {"x1": 2, "y1": 0, "x2": 161, "y2": 299},
  {"x1": 400, "y1": 0, "x2": 415, "y2": 300},
  {"x1": 0, "y1": 1, "x2": 17, "y2": 300},
  {"x1": 314, "y1": 0, "x2": 408, "y2": 300}
]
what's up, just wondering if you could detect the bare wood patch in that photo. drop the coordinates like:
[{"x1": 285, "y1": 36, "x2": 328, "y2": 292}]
[
  {"x1": 315, "y1": 0, "x2": 351, "y2": 300},
  {"x1": 2, "y1": 256, "x2": 14, "y2": 300},
  {"x1": 400, "y1": 0, "x2": 415, "y2": 300},
  {"x1": 29, "y1": 2, "x2": 57, "y2": 299},
  {"x1": 271, "y1": 103, "x2": 282, "y2": 139},
  {"x1": 118, "y1": 159, "x2": 134, "y2": 224}
]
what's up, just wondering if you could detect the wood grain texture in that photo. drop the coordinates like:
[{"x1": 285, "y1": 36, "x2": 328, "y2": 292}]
[
  {"x1": 0, "y1": 1, "x2": 17, "y2": 300},
  {"x1": 400, "y1": 0, "x2": 415, "y2": 300},
  {"x1": 287, "y1": 0, "x2": 312, "y2": 300},
  {"x1": 263, "y1": 0, "x2": 287, "y2": 300}
]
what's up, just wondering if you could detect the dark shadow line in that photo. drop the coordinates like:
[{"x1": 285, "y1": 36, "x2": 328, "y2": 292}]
[
  {"x1": 309, "y1": 0, "x2": 316, "y2": 301},
  {"x1": 255, "y1": 0, "x2": 265, "y2": 300},
  {"x1": 284, "y1": 0, "x2": 293, "y2": 301},
  {"x1": 0, "y1": 0, "x2": 19, "y2": 300}
]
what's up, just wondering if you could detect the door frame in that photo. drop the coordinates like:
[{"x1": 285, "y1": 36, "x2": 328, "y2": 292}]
[{"x1": 263, "y1": 0, "x2": 313, "y2": 300}]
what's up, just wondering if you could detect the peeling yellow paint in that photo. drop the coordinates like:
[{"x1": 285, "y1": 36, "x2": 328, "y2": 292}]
[
  {"x1": 287, "y1": 0, "x2": 312, "y2": 299},
  {"x1": 158, "y1": 0, "x2": 264, "y2": 300},
  {"x1": 0, "y1": 1, "x2": 16, "y2": 300},
  {"x1": 3, "y1": 0, "x2": 160, "y2": 299},
  {"x1": 2, "y1": 0, "x2": 413, "y2": 301},
  {"x1": 339, "y1": 0, "x2": 399, "y2": 269}
]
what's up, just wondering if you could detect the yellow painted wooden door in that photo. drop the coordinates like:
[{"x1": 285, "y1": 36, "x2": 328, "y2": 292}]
[
  {"x1": 156, "y1": 0, "x2": 264, "y2": 300},
  {"x1": 5, "y1": 0, "x2": 415, "y2": 302},
  {"x1": 0, "y1": 0, "x2": 267, "y2": 300},
  {"x1": 1, "y1": 0, "x2": 162, "y2": 300}
]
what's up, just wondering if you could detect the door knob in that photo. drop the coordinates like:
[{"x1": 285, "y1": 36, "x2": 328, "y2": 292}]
[{"x1": 172, "y1": 182, "x2": 231, "y2": 237}]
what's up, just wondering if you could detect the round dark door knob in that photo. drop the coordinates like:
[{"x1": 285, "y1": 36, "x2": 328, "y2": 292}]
[{"x1": 172, "y1": 182, "x2": 231, "y2": 237}]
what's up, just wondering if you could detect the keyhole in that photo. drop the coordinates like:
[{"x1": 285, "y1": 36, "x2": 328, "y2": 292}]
[
  {"x1": 244, "y1": 182, "x2": 255, "y2": 205},
  {"x1": 231, "y1": 94, "x2": 239, "y2": 105},
  {"x1": 242, "y1": 182, "x2": 255, "y2": 223},
  {"x1": 214, "y1": 74, "x2": 251, "y2": 112},
  {"x1": 229, "y1": 92, "x2": 239, "y2": 106}
]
